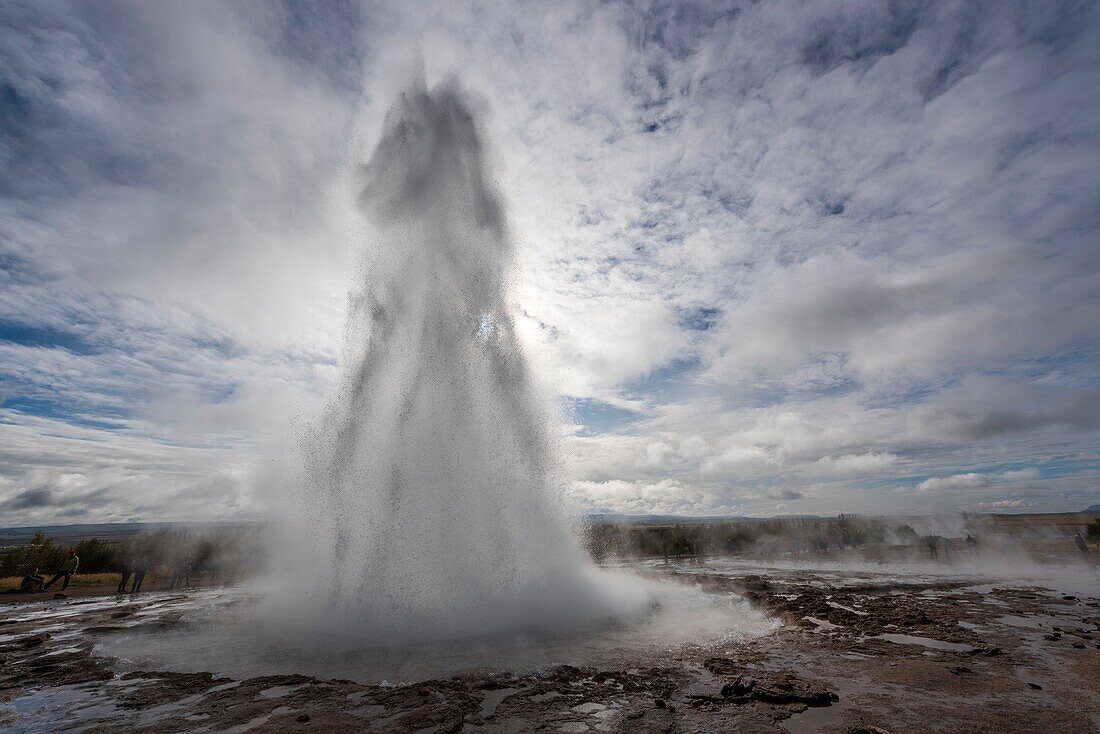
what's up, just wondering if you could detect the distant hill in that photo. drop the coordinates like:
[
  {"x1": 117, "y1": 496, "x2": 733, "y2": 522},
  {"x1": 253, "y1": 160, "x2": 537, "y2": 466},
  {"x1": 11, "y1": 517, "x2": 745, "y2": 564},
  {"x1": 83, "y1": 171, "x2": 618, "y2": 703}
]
[
  {"x1": 0, "y1": 521, "x2": 261, "y2": 548},
  {"x1": 583, "y1": 513, "x2": 826, "y2": 525},
  {"x1": 1084, "y1": 505, "x2": 1100, "y2": 513}
]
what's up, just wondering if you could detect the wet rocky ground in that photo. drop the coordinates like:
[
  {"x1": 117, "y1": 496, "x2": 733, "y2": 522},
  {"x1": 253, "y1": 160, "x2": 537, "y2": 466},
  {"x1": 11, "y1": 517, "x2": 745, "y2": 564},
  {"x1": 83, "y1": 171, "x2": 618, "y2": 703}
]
[{"x1": 1, "y1": 561, "x2": 1097, "y2": 733}]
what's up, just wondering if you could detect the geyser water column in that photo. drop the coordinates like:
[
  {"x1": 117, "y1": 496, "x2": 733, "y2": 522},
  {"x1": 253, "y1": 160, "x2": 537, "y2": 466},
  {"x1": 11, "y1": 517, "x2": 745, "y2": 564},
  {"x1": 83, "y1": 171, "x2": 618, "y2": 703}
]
[
  {"x1": 90, "y1": 75, "x2": 771, "y2": 684},
  {"x1": 282, "y1": 77, "x2": 645, "y2": 642}
]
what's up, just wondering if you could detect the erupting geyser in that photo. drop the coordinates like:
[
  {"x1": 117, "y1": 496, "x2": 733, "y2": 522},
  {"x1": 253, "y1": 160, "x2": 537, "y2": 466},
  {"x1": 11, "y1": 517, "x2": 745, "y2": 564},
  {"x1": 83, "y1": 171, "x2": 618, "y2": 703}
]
[
  {"x1": 273, "y1": 75, "x2": 647, "y2": 642},
  {"x1": 92, "y1": 78, "x2": 773, "y2": 672}
]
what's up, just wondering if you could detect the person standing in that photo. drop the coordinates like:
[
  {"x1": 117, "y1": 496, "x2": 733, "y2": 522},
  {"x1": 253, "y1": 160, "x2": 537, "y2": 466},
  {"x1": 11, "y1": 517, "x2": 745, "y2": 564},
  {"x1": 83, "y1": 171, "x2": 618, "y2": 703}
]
[
  {"x1": 117, "y1": 553, "x2": 134, "y2": 593},
  {"x1": 1075, "y1": 532, "x2": 1091, "y2": 561},
  {"x1": 130, "y1": 555, "x2": 148, "y2": 593},
  {"x1": 43, "y1": 548, "x2": 79, "y2": 591}
]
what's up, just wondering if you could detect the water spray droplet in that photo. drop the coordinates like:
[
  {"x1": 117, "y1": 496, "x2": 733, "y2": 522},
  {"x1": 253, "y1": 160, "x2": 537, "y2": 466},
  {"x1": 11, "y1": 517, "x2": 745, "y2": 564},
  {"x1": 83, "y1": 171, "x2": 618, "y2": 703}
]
[{"x1": 476, "y1": 313, "x2": 495, "y2": 338}]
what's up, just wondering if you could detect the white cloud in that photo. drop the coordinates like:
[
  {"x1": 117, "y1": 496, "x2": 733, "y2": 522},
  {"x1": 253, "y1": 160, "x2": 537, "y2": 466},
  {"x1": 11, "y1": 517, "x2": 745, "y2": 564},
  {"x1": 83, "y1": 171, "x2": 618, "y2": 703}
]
[
  {"x1": 566, "y1": 479, "x2": 736, "y2": 517},
  {"x1": 973, "y1": 499, "x2": 1034, "y2": 510},
  {"x1": 1, "y1": 0, "x2": 1099, "y2": 521},
  {"x1": 916, "y1": 466, "x2": 1042, "y2": 495},
  {"x1": 916, "y1": 473, "x2": 991, "y2": 493},
  {"x1": 0, "y1": 412, "x2": 260, "y2": 523},
  {"x1": 813, "y1": 452, "x2": 899, "y2": 477}
]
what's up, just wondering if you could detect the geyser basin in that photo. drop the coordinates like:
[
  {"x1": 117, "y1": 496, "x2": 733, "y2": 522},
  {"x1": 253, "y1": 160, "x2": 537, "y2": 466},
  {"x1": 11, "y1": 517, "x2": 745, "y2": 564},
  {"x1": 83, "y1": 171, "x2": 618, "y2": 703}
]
[{"x1": 96, "y1": 576, "x2": 776, "y2": 684}]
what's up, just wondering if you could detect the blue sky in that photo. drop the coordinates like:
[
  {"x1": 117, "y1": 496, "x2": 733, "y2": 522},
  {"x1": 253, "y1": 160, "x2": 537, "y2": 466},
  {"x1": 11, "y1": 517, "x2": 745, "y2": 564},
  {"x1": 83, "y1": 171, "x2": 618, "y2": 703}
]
[{"x1": 1, "y1": 0, "x2": 1099, "y2": 524}]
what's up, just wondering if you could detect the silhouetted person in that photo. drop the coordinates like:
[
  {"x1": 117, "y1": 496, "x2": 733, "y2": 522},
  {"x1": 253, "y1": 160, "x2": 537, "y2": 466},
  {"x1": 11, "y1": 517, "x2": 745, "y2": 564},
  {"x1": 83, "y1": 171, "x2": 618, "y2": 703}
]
[
  {"x1": 130, "y1": 556, "x2": 148, "y2": 593},
  {"x1": 117, "y1": 555, "x2": 134, "y2": 593},
  {"x1": 1075, "y1": 533, "x2": 1091, "y2": 561},
  {"x1": 925, "y1": 535, "x2": 940, "y2": 559},
  {"x1": 169, "y1": 556, "x2": 192, "y2": 589},
  {"x1": 44, "y1": 549, "x2": 79, "y2": 591},
  {"x1": 691, "y1": 538, "x2": 705, "y2": 565},
  {"x1": 20, "y1": 569, "x2": 45, "y2": 593}
]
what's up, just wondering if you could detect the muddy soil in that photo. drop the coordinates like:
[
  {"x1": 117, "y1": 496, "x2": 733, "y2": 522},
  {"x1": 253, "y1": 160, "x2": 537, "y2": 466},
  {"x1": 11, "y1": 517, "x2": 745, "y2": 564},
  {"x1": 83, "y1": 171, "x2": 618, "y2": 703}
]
[{"x1": 1, "y1": 563, "x2": 1097, "y2": 733}]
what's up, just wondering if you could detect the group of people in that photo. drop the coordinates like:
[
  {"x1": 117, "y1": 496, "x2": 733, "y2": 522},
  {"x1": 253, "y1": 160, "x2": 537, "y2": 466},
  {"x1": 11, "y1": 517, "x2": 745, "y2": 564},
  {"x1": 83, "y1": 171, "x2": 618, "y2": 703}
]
[
  {"x1": 116, "y1": 554, "x2": 149, "y2": 593},
  {"x1": 116, "y1": 554, "x2": 193, "y2": 593},
  {"x1": 41, "y1": 548, "x2": 80, "y2": 591},
  {"x1": 923, "y1": 534, "x2": 979, "y2": 559},
  {"x1": 19, "y1": 541, "x2": 210, "y2": 596},
  {"x1": 662, "y1": 537, "x2": 706, "y2": 565},
  {"x1": 20, "y1": 548, "x2": 82, "y2": 593}
]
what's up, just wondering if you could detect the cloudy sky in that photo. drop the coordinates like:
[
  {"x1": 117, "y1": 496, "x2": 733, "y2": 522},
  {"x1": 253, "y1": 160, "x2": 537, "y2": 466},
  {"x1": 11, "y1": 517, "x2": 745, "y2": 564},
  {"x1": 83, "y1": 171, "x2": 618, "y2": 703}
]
[{"x1": 2, "y1": 0, "x2": 1098, "y2": 525}]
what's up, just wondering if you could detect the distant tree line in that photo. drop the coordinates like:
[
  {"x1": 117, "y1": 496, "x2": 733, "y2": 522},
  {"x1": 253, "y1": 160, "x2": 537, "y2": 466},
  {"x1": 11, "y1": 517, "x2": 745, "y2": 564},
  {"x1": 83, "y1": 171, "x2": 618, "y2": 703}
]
[
  {"x1": 581, "y1": 513, "x2": 1100, "y2": 562},
  {"x1": 581, "y1": 516, "x2": 896, "y2": 562}
]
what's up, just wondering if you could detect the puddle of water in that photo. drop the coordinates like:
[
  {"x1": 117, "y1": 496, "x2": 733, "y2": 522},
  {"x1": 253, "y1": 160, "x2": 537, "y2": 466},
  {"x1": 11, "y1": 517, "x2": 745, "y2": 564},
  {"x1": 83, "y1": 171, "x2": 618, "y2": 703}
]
[
  {"x1": 529, "y1": 691, "x2": 560, "y2": 703},
  {"x1": 462, "y1": 719, "x2": 531, "y2": 733},
  {"x1": 136, "y1": 692, "x2": 207, "y2": 725},
  {"x1": 222, "y1": 714, "x2": 271, "y2": 734},
  {"x1": 257, "y1": 683, "x2": 306, "y2": 699},
  {"x1": 782, "y1": 702, "x2": 840, "y2": 734},
  {"x1": 480, "y1": 687, "x2": 520, "y2": 718},
  {"x1": 34, "y1": 645, "x2": 85, "y2": 658},
  {"x1": 995, "y1": 614, "x2": 1094, "y2": 632},
  {"x1": 826, "y1": 601, "x2": 867, "y2": 616},
  {"x1": 804, "y1": 616, "x2": 841, "y2": 632},
  {"x1": 781, "y1": 675, "x2": 900, "y2": 734},
  {"x1": 369, "y1": 710, "x2": 407, "y2": 730},
  {"x1": 7, "y1": 684, "x2": 119, "y2": 733},
  {"x1": 872, "y1": 634, "x2": 973, "y2": 652},
  {"x1": 354, "y1": 704, "x2": 386, "y2": 717}
]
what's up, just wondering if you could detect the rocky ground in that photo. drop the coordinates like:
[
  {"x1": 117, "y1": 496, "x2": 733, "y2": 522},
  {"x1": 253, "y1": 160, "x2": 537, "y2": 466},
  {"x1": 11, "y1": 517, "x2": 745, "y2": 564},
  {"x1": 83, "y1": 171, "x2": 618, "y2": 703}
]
[{"x1": 1, "y1": 561, "x2": 1097, "y2": 733}]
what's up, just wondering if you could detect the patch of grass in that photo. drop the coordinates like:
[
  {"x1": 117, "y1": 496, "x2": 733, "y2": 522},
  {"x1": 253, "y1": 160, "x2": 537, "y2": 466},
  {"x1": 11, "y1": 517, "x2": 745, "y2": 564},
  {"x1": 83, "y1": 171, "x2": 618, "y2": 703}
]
[{"x1": 0, "y1": 573, "x2": 120, "y2": 592}]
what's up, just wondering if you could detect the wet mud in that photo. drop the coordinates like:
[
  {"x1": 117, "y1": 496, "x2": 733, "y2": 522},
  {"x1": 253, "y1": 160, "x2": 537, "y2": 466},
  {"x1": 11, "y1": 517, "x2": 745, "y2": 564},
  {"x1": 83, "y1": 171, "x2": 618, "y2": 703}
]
[{"x1": 1, "y1": 563, "x2": 1097, "y2": 733}]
